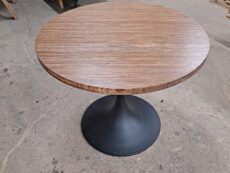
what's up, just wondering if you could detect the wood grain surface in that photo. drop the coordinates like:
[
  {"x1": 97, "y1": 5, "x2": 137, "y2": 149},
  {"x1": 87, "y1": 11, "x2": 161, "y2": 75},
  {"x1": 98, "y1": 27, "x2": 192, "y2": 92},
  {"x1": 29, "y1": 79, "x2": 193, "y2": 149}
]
[{"x1": 35, "y1": 1, "x2": 210, "y2": 95}]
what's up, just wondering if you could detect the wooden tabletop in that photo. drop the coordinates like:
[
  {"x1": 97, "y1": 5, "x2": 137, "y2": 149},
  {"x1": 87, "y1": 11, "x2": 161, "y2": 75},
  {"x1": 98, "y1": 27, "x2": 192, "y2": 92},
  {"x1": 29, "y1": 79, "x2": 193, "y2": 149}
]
[{"x1": 35, "y1": 2, "x2": 209, "y2": 95}]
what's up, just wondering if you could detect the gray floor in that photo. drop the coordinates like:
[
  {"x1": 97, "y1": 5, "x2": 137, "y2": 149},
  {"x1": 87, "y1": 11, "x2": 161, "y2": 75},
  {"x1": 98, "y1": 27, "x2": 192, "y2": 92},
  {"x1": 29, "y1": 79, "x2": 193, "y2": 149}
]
[{"x1": 0, "y1": 0, "x2": 230, "y2": 172}]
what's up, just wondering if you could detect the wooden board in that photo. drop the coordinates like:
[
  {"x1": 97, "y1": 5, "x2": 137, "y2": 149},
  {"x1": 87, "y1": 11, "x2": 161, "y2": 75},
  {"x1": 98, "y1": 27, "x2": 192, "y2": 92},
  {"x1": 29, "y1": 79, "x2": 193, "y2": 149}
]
[
  {"x1": 2, "y1": 0, "x2": 17, "y2": 19},
  {"x1": 227, "y1": 12, "x2": 230, "y2": 18},
  {"x1": 210, "y1": 0, "x2": 230, "y2": 10},
  {"x1": 35, "y1": 2, "x2": 210, "y2": 95},
  {"x1": 210, "y1": 0, "x2": 230, "y2": 18}
]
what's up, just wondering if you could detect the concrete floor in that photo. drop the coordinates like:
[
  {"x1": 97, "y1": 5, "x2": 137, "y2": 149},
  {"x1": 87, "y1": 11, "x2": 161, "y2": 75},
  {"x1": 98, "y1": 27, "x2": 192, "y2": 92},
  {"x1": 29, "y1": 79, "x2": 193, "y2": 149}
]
[{"x1": 0, "y1": 0, "x2": 230, "y2": 172}]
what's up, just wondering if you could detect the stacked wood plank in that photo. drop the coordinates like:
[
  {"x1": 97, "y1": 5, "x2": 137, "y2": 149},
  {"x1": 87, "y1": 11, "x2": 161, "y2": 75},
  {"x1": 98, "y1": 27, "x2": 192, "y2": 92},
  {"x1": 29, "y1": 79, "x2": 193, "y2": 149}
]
[{"x1": 210, "y1": 0, "x2": 230, "y2": 18}]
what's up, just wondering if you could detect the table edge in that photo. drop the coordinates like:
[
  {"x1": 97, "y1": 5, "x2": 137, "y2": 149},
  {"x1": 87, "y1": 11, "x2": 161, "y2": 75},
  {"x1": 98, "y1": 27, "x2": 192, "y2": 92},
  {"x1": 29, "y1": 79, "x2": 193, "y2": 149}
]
[{"x1": 35, "y1": 2, "x2": 210, "y2": 95}]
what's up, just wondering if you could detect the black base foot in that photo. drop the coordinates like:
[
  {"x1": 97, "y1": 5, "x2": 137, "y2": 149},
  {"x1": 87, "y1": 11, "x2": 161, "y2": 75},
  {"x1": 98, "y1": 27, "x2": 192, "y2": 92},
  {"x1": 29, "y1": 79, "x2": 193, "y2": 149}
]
[{"x1": 81, "y1": 95, "x2": 161, "y2": 156}]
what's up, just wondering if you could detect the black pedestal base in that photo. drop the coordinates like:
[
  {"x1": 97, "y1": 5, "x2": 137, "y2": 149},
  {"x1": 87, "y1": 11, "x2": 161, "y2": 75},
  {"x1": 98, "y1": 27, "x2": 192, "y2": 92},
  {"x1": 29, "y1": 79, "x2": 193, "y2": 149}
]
[{"x1": 81, "y1": 95, "x2": 161, "y2": 156}]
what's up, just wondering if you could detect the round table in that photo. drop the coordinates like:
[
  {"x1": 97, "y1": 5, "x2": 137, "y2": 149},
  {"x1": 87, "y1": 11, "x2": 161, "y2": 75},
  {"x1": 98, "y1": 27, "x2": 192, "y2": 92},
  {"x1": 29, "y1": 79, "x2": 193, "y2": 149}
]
[{"x1": 35, "y1": 2, "x2": 209, "y2": 156}]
